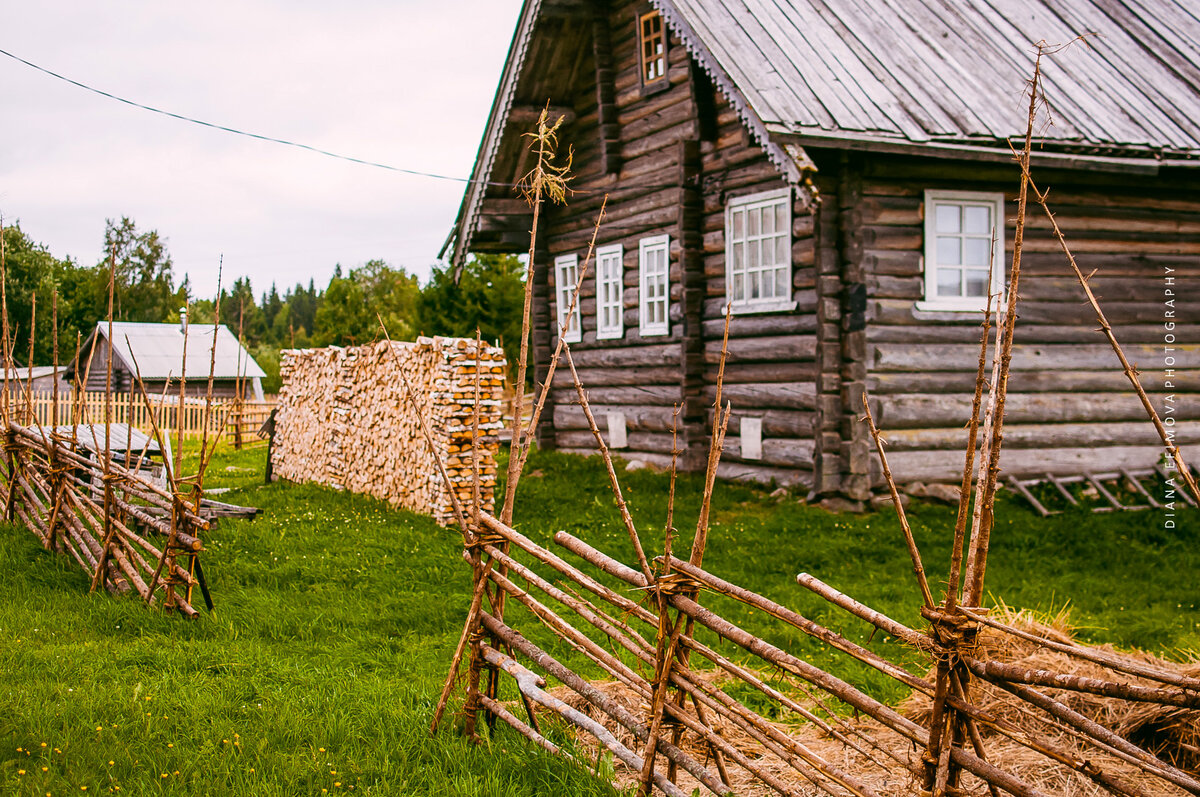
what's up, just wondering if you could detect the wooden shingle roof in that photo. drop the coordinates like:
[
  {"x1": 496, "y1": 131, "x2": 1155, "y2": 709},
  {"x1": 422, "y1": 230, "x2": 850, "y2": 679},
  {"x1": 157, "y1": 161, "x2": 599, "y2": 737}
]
[{"x1": 660, "y1": 0, "x2": 1200, "y2": 156}]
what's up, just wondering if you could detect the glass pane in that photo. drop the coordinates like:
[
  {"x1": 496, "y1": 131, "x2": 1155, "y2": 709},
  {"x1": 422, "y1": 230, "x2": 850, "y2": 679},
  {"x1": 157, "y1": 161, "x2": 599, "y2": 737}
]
[
  {"x1": 775, "y1": 234, "x2": 788, "y2": 265},
  {"x1": 775, "y1": 266, "x2": 789, "y2": 298},
  {"x1": 935, "y1": 203, "x2": 960, "y2": 233},
  {"x1": 762, "y1": 205, "x2": 774, "y2": 235},
  {"x1": 965, "y1": 270, "x2": 989, "y2": 297},
  {"x1": 732, "y1": 210, "x2": 743, "y2": 240},
  {"x1": 964, "y1": 205, "x2": 991, "y2": 234},
  {"x1": 732, "y1": 242, "x2": 743, "y2": 272},
  {"x1": 733, "y1": 271, "x2": 743, "y2": 302},
  {"x1": 748, "y1": 240, "x2": 760, "y2": 269},
  {"x1": 937, "y1": 236, "x2": 961, "y2": 265},
  {"x1": 748, "y1": 209, "x2": 759, "y2": 237},
  {"x1": 775, "y1": 202, "x2": 787, "y2": 234},
  {"x1": 964, "y1": 237, "x2": 990, "y2": 267},
  {"x1": 938, "y1": 268, "x2": 961, "y2": 297},
  {"x1": 750, "y1": 269, "x2": 760, "y2": 299}
]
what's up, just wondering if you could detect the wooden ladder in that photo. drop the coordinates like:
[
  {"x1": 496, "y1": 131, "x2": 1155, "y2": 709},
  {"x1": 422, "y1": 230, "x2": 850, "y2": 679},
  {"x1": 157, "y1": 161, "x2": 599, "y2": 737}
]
[{"x1": 1006, "y1": 466, "x2": 1198, "y2": 517}]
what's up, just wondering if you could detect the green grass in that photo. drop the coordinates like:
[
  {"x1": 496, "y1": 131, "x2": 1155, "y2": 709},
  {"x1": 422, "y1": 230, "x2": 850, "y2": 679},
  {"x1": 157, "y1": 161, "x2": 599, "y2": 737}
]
[{"x1": 1, "y1": 444, "x2": 1196, "y2": 796}]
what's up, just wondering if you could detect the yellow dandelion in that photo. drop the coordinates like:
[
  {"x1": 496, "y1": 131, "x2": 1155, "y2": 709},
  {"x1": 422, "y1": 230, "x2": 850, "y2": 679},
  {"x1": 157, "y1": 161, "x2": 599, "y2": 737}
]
[
  {"x1": 95, "y1": 726, "x2": 101, "y2": 732},
  {"x1": 16, "y1": 747, "x2": 22, "y2": 752},
  {"x1": 249, "y1": 768, "x2": 255, "y2": 774},
  {"x1": 108, "y1": 762, "x2": 113, "y2": 766},
  {"x1": 41, "y1": 743, "x2": 47, "y2": 747},
  {"x1": 18, "y1": 769, "x2": 25, "y2": 775},
  {"x1": 173, "y1": 771, "x2": 179, "y2": 776},
  {"x1": 167, "y1": 744, "x2": 173, "y2": 748},
  {"x1": 334, "y1": 783, "x2": 341, "y2": 788},
  {"x1": 161, "y1": 774, "x2": 168, "y2": 779},
  {"x1": 330, "y1": 770, "x2": 337, "y2": 775},
  {"x1": 54, "y1": 748, "x2": 61, "y2": 753},
  {"x1": 318, "y1": 747, "x2": 325, "y2": 752}
]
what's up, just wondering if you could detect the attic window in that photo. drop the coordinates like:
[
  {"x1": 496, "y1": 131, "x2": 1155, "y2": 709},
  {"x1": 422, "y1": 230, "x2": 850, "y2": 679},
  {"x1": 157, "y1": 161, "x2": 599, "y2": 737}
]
[{"x1": 639, "y1": 11, "x2": 666, "y2": 86}]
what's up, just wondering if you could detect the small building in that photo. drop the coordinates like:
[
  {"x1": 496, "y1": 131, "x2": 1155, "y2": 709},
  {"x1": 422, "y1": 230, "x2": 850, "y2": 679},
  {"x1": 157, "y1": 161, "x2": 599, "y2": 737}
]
[
  {"x1": 2, "y1": 366, "x2": 70, "y2": 394},
  {"x1": 67, "y1": 318, "x2": 266, "y2": 400},
  {"x1": 445, "y1": 0, "x2": 1200, "y2": 498}
]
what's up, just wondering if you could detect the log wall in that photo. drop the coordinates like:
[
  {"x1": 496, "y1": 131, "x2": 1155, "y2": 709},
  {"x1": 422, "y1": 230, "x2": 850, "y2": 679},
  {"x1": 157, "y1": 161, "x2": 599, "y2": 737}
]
[
  {"x1": 848, "y1": 153, "x2": 1199, "y2": 485},
  {"x1": 272, "y1": 338, "x2": 506, "y2": 525}
]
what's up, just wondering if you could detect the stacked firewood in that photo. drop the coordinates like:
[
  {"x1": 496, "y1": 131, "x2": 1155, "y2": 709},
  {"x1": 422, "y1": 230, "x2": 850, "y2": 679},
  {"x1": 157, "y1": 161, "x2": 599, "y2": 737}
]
[{"x1": 273, "y1": 337, "x2": 505, "y2": 525}]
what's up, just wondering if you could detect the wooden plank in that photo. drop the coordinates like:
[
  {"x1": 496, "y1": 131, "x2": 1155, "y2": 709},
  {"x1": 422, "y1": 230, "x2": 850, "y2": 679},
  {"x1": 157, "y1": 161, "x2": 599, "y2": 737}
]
[
  {"x1": 704, "y1": 335, "x2": 818, "y2": 364},
  {"x1": 1086, "y1": 472, "x2": 1128, "y2": 512},
  {"x1": 1121, "y1": 467, "x2": 1162, "y2": 509},
  {"x1": 867, "y1": 369, "x2": 1200, "y2": 394},
  {"x1": 870, "y1": 420, "x2": 1200, "y2": 451},
  {"x1": 1046, "y1": 472, "x2": 1079, "y2": 507},
  {"x1": 874, "y1": 445, "x2": 1164, "y2": 484},
  {"x1": 703, "y1": 382, "x2": 817, "y2": 411}
]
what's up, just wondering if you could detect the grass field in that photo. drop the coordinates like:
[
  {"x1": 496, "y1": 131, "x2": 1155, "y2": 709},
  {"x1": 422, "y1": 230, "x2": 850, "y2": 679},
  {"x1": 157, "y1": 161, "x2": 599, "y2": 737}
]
[{"x1": 1, "y1": 443, "x2": 1196, "y2": 796}]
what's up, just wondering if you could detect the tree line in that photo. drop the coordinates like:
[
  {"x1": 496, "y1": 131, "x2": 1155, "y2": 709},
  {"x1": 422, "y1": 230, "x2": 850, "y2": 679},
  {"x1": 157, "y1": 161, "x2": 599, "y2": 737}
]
[{"x1": 1, "y1": 217, "x2": 525, "y2": 392}]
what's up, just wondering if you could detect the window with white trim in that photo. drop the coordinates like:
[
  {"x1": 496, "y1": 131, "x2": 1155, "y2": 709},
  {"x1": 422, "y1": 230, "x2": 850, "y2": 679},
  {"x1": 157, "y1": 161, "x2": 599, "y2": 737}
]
[
  {"x1": 920, "y1": 190, "x2": 1005, "y2": 312},
  {"x1": 596, "y1": 244, "x2": 624, "y2": 340},
  {"x1": 638, "y1": 235, "x2": 670, "y2": 336},
  {"x1": 725, "y1": 188, "x2": 795, "y2": 313},
  {"x1": 554, "y1": 253, "x2": 582, "y2": 343}
]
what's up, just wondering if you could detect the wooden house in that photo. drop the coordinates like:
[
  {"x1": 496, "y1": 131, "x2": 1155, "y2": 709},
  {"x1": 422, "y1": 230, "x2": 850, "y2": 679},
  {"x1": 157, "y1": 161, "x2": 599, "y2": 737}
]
[
  {"x1": 66, "y1": 317, "x2": 267, "y2": 400},
  {"x1": 445, "y1": 0, "x2": 1199, "y2": 499}
]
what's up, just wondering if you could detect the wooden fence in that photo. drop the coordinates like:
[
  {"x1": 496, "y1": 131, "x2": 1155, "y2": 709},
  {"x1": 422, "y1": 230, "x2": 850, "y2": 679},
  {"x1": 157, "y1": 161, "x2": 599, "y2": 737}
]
[{"x1": 7, "y1": 389, "x2": 277, "y2": 442}]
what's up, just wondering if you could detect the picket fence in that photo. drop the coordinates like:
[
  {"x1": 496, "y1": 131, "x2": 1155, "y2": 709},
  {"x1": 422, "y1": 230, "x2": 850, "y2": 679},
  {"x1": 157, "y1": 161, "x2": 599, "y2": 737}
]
[{"x1": 7, "y1": 389, "x2": 277, "y2": 442}]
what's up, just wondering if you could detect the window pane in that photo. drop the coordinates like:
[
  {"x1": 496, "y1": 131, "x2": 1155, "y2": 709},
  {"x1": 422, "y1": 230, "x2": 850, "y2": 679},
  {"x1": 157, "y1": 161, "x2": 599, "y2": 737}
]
[
  {"x1": 732, "y1": 241, "x2": 743, "y2": 272},
  {"x1": 935, "y1": 204, "x2": 960, "y2": 233},
  {"x1": 748, "y1": 240, "x2": 760, "y2": 269},
  {"x1": 965, "y1": 270, "x2": 989, "y2": 297},
  {"x1": 964, "y1": 237, "x2": 990, "y2": 267},
  {"x1": 775, "y1": 202, "x2": 787, "y2": 235},
  {"x1": 762, "y1": 205, "x2": 774, "y2": 235},
  {"x1": 733, "y1": 270, "x2": 743, "y2": 302},
  {"x1": 748, "y1": 208, "x2": 760, "y2": 236},
  {"x1": 938, "y1": 268, "x2": 961, "y2": 297},
  {"x1": 774, "y1": 234, "x2": 788, "y2": 265},
  {"x1": 750, "y1": 269, "x2": 760, "y2": 299},
  {"x1": 964, "y1": 205, "x2": 991, "y2": 234},
  {"x1": 775, "y1": 266, "x2": 789, "y2": 298},
  {"x1": 732, "y1": 209, "x2": 743, "y2": 240},
  {"x1": 937, "y1": 236, "x2": 961, "y2": 265}
]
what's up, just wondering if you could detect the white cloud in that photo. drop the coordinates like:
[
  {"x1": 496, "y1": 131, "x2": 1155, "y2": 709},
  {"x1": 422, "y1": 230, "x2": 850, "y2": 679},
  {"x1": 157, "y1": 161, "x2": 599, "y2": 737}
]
[{"x1": 0, "y1": 0, "x2": 522, "y2": 297}]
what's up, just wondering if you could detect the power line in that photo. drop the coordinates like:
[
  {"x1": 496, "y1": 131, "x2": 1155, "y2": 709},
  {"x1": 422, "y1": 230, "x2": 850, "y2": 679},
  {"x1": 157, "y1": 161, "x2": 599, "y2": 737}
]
[
  {"x1": 0, "y1": 46, "x2": 490, "y2": 185},
  {"x1": 0, "y1": 46, "x2": 693, "y2": 196}
]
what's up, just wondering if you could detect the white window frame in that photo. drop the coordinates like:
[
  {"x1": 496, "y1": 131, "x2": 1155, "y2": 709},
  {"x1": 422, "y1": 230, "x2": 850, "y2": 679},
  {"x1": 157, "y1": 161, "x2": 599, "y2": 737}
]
[
  {"x1": 725, "y1": 188, "x2": 796, "y2": 314},
  {"x1": 918, "y1": 190, "x2": 1006, "y2": 313},
  {"x1": 554, "y1": 253, "x2": 582, "y2": 343},
  {"x1": 596, "y1": 244, "x2": 624, "y2": 340},
  {"x1": 638, "y1": 235, "x2": 671, "y2": 337}
]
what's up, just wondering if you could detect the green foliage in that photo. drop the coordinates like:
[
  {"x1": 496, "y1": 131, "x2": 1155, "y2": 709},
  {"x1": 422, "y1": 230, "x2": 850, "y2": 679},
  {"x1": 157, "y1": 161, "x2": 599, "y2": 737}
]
[
  {"x1": 314, "y1": 260, "x2": 421, "y2": 347},
  {"x1": 0, "y1": 222, "x2": 88, "y2": 365},
  {"x1": 419, "y1": 254, "x2": 526, "y2": 368},
  {"x1": 99, "y1": 217, "x2": 188, "y2": 324},
  {"x1": 0, "y1": 220, "x2": 526, "y2": 380}
]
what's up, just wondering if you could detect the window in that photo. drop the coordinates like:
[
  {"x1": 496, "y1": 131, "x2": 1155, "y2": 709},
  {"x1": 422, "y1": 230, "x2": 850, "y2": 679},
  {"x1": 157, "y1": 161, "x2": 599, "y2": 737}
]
[
  {"x1": 596, "y1": 244, "x2": 624, "y2": 340},
  {"x1": 638, "y1": 235, "x2": 670, "y2": 336},
  {"x1": 725, "y1": 189, "x2": 795, "y2": 313},
  {"x1": 554, "y1": 254, "x2": 582, "y2": 343},
  {"x1": 921, "y1": 190, "x2": 1005, "y2": 312},
  {"x1": 639, "y1": 11, "x2": 666, "y2": 86}
]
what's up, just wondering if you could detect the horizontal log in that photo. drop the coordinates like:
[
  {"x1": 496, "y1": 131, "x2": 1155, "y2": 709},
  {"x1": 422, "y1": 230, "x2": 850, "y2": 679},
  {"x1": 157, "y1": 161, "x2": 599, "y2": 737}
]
[
  {"x1": 703, "y1": 382, "x2": 816, "y2": 411},
  {"x1": 701, "y1": 314, "x2": 817, "y2": 340},
  {"x1": 867, "y1": 323, "x2": 1174, "y2": 345},
  {"x1": 554, "y1": 430, "x2": 677, "y2": 454},
  {"x1": 875, "y1": 421, "x2": 1200, "y2": 451},
  {"x1": 553, "y1": 403, "x2": 681, "y2": 433},
  {"x1": 722, "y1": 436, "x2": 815, "y2": 468},
  {"x1": 873, "y1": 445, "x2": 1166, "y2": 484},
  {"x1": 715, "y1": 461, "x2": 811, "y2": 488},
  {"x1": 869, "y1": 343, "x2": 1193, "y2": 373},
  {"x1": 709, "y1": 408, "x2": 815, "y2": 438},
  {"x1": 867, "y1": 369, "x2": 1200, "y2": 394},
  {"x1": 871, "y1": 298, "x2": 1194, "y2": 327},
  {"x1": 566, "y1": 343, "x2": 680, "y2": 368},
  {"x1": 550, "y1": 365, "x2": 681, "y2": 388},
  {"x1": 704, "y1": 335, "x2": 817, "y2": 364},
  {"x1": 875, "y1": 392, "x2": 1199, "y2": 428},
  {"x1": 707, "y1": 362, "x2": 818, "y2": 385},
  {"x1": 552, "y1": 385, "x2": 681, "y2": 406}
]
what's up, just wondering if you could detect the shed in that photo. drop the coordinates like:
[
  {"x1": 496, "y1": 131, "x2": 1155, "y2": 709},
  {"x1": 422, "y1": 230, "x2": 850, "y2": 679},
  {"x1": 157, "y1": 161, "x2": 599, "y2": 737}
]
[
  {"x1": 3, "y1": 366, "x2": 70, "y2": 394},
  {"x1": 446, "y1": 0, "x2": 1198, "y2": 498},
  {"x1": 67, "y1": 320, "x2": 266, "y2": 401}
]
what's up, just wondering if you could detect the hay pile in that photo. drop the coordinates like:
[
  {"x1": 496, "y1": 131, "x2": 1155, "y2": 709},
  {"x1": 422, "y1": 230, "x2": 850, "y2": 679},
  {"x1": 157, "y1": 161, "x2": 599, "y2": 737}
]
[{"x1": 541, "y1": 606, "x2": 1198, "y2": 796}]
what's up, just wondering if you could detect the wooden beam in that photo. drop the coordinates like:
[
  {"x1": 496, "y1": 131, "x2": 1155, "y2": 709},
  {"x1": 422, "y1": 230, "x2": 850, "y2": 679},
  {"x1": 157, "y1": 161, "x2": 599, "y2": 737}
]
[{"x1": 509, "y1": 104, "x2": 576, "y2": 127}]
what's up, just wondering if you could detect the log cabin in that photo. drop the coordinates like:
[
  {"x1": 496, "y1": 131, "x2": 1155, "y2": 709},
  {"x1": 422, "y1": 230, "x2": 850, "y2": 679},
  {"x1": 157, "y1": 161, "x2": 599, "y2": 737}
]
[
  {"x1": 444, "y1": 0, "x2": 1200, "y2": 499},
  {"x1": 66, "y1": 315, "x2": 266, "y2": 400}
]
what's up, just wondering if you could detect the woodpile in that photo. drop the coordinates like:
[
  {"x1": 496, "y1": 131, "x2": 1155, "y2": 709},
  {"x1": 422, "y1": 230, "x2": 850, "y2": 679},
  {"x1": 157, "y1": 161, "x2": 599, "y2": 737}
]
[{"x1": 272, "y1": 337, "x2": 506, "y2": 525}]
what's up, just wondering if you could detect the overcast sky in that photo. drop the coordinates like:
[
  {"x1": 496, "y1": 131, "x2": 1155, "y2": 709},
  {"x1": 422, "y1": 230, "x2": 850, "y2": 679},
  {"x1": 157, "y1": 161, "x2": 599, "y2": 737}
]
[{"x1": 0, "y1": 0, "x2": 523, "y2": 299}]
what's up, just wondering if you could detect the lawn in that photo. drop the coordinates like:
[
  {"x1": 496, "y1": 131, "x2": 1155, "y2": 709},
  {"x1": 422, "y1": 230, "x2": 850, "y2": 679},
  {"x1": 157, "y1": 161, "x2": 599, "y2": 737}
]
[{"x1": 1, "y1": 443, "x2": 1196, "y2": 796}]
